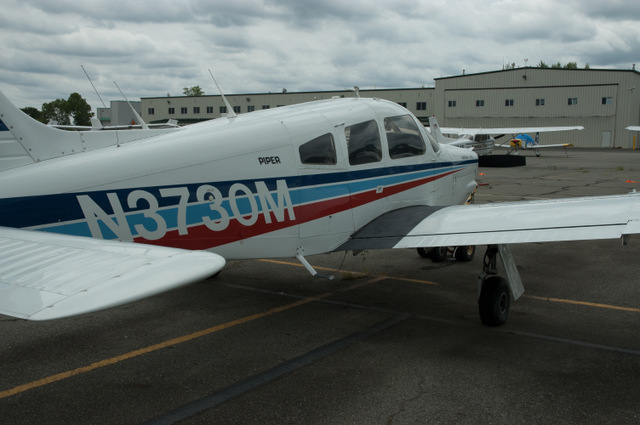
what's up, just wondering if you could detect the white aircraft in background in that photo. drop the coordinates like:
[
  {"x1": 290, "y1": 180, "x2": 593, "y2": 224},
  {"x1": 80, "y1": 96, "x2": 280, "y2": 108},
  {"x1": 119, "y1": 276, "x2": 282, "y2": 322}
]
[
  {"x1": 627, "y1": 126, "x2": 640, "y2": 131},
  {"x1": 49, "y1": 117, "x2": 180, "y2": 131},
  {"x1": 1, "y1": 89, "x2": 638, "y2": 326},
  {"x1": 429, "y1": 116, "x2": 583, "y2": 156}
]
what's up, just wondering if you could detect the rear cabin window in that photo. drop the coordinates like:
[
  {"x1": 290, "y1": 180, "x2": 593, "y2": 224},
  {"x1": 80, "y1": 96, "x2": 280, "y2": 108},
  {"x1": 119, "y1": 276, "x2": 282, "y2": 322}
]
[
  {"x1": 345, "y1": 120, "x2": 382, "y2": 165},
  {"x1": 299, "y1": 133, "x2": 337, "y2": 165},
  {"x1": 384, "y1": 115, "x2": 426, "y2": 159}
]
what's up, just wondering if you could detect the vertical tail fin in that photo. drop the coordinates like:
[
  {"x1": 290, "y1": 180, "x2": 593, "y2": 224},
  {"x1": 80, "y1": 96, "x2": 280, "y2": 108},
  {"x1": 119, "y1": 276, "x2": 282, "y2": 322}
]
[
  {"x1": 428, "y1": 115, "x2": 449, "y2": 144},
  {"x1": 0, "y1": 90, "x2": 84, "y2": 167}
]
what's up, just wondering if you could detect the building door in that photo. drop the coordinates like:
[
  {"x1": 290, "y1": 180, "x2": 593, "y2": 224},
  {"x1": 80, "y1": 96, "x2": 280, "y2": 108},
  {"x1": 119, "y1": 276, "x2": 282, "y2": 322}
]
[{"x1": 601, "y1": 131, "x2": 611, "y2": 148}]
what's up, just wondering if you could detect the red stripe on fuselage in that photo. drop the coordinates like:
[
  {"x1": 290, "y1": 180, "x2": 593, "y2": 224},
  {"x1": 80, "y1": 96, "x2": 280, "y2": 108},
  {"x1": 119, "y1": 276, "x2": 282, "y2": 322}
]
[{"x1": 135, "y1": 169, "x2": 460, "y2": 250}]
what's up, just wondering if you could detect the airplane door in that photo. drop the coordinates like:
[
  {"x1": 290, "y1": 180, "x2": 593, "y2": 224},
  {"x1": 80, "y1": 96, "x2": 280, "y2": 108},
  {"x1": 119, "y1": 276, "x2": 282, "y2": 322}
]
[
  {"x1": 282, "y1": 114, "x2": 354, "y2": 252},
  {"x1": 341, "y1": 118, "x2": 392, "y2": 231}
]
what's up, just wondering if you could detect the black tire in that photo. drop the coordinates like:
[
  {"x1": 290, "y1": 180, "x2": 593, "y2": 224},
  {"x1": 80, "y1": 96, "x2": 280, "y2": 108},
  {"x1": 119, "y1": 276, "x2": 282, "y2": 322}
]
[
  {"x1": 429, "y1": 247, "x2": 448, "y2": 262},
  {"x1": 454, "y1": 245, "x2": 475, "y2": 262},
  {"x1": 417, "y1": 247, "x2": 431, "y2": 258},
  {"x1": 478, "y1": 276, "x2": 510, "y2": 326}
]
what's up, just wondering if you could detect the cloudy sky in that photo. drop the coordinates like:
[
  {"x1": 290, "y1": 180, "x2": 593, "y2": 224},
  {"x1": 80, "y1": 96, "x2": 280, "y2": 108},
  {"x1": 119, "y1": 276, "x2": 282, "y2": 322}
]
[{"x1": 1, "y1": 0, "x2": 639, "y2": 112}]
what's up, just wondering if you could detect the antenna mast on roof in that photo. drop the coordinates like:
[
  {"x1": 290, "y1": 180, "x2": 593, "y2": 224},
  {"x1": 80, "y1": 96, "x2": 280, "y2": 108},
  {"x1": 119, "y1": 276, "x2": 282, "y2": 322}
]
[
  {"x1": 81, "y1": 65, "x2": 107, "y2": 109},
  {"x1": 208, "y1": 69, "x2": 237, "y2": 118},
  {"x1": 113, "y1": 81, "x2": 149, "y2": 130}
]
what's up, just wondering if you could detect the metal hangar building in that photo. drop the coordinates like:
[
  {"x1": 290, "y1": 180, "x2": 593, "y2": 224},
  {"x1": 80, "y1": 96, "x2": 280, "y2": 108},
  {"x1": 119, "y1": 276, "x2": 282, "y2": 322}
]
[{"x1": 141, "y1": 67, "x2": 640, "y2": 149}]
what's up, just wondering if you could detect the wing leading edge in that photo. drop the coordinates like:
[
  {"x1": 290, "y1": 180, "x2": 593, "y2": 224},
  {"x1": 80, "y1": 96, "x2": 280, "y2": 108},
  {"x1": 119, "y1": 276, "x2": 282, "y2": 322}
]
[
  {"x1": 0, "y1": 227, "x2": 225, "y2": 320},
  {"x1": 337, "y1": 192, "x2": 640, "y2": 251}
]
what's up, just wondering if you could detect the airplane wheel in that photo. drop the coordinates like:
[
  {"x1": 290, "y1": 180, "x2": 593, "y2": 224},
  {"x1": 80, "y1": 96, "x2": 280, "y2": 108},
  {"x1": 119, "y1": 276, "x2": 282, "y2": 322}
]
[
  {"x1": 429, "y1": 247, "x2": 448, "y2": 262},
  {"x1": 417, "y1": 247, "x2": 431, "y2": 258},
  {"x1": 454, "y1": 245, "x2": 475, "y2": 262},
  {"x1": 478, "y1": 276, "x2": 510, "y2": 326}
]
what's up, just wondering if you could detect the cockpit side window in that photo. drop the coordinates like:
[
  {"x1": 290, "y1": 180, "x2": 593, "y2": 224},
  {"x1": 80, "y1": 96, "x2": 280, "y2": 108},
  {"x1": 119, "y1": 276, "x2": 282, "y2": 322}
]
[
  {"x1": 345, "y1": 120, "x2": 382, "y2": 165},
  {"x1": 299, "y1": 133, "x2": 337, "y2": 165},
  {"x1": 384, "y1": 115, "x2": 426, "y2": 159}
]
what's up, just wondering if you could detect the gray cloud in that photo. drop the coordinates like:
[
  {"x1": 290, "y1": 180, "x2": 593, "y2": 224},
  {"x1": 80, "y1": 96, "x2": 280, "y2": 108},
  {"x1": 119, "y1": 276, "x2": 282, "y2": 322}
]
[{"x1": 1, "y1": 0, "x2": 638, "y2": 110}]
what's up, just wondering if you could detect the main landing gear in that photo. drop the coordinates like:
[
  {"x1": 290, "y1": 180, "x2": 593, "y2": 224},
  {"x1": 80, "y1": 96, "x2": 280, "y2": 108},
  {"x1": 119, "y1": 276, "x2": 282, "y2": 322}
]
[
  {"x1": 416, "y1": 245, "x2": 475, "y2": 263},
  {"x1": 418, "y1": 244, "x2": 524, "y2": 327}
]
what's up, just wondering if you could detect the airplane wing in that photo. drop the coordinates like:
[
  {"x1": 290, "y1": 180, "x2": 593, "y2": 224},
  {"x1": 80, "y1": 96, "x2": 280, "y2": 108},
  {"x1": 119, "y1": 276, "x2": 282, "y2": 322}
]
[
  {"x1": 521, "y1": 143, "x2": 574, "y2": 149},
  {"x1": 0, "y1": 227, "x2": 225, "y2": 321},
  {"x1": 439, "y1": 126, "x2": 584, "y2": 136},
  {"x1": 337, "y1": 192, "x2": 640, "y2": 251},
  {"x1": 626, "y1": 126, "x2": 640, "y2": 131}
]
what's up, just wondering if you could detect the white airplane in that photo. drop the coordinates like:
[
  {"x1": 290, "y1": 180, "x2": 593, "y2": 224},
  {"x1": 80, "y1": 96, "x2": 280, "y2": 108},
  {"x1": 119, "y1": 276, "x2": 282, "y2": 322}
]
[
  {"x1": 626, "y1": 126, "x2": 640, "y2": 131},
  {"x1": 1, "y1": 89, "x2": 639, "y2": 327},
  {"x1": 49, "y1": 117, "x2": 180, "y2": 131},
  {"x1": 429, "y1": 116, "x2": 583, "y2": 156}
]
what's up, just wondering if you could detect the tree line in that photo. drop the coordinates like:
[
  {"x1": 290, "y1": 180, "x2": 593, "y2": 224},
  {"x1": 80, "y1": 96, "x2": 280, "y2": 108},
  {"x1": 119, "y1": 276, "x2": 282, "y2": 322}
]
[
  {"x1": 21, "y1": 93, "x2": 93, "y2": 126},
  {"x1": 21, "y1": 87, "x2": 205, "y2": 127},
  {"x1": 504, "y1": 61, "x2": 590, "y2": 70}
]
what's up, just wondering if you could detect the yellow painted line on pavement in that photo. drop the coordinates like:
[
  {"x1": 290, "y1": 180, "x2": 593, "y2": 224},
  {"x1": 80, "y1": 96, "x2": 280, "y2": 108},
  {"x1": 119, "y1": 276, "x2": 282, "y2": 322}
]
[
  {"x1": 261, "y1": 259, "x2": 638, "y2": 313},
  {"x1": 525, "y1": 295, "x2": 640, "y2": 313},
  {"x1": 0, "y1": 277, "x2": 385, "y2": 400},
  {"x1": 258, "y1": 258, "x2": 439, "y2": 286}
]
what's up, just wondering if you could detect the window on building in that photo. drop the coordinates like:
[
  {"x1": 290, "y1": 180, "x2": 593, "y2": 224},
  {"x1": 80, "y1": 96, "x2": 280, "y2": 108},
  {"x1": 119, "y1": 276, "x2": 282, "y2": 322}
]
[
  {"x1": 568, "y1": 98, "x2": 578, "y2": 105},
  {"x1": 536, "y1": 98, "x2": 545, "y2": 106},
  {"x1": 416, "y1": 102, "x2": 426, "y2": 110},
  {"x1": 345, "y1": 120, "x2": 382, "y2": 165},
  {"x1": 262, "y1": 105, "x2": 270, "y2": 110},
  {"x1": 505, "y1": 99, "x2": 514, "y2": 107},
  {"x1": 299, "y1": 133, "x2": 337, "y2": 165},
  {"x1": 476, "y1": 100, "x2": 485, "y2": 107},
  {"x1": 233, "y1": 106, "x2": 241, "y2": 113},
  {"x1": 602, "y1": 97, "x2": 612, "y2": 105},
  {"x1": 248, "y1": 105, "x2": 255, "y2": 112},
  {"x1": 384, "y1": 115, "x2": 426, "y2": 159},
  {"x1": 148, "y1": 108, "x2": 155, "y2": 115},
  {"x1": 193, "y1": 107, "x2": 200, "y2": 114},
  {"x1": 220, "y1": 106, "x2": 227, "y2": 114},
  {"x1": 180, "y1": 107, "x2": 187, "y2": 114},
  {"x1": 448, "y1": 100, "x2": 457, "y2": 107},
  {"x1": 206, "y1": 106, "x2": 214, "y2": 114},
  {"x1": 168, "y1": 107, "x2": 175, "y2": 115}
]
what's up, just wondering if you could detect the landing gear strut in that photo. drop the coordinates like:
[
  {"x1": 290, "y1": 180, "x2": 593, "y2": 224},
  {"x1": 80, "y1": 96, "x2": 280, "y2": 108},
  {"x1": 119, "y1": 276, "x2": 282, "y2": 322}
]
[
  {"x1": 416, "y1": 246, "x2": 475, "y2": 263},
  {"x1": 477, "y1": 245, "x2": 523, "y2": 327}
]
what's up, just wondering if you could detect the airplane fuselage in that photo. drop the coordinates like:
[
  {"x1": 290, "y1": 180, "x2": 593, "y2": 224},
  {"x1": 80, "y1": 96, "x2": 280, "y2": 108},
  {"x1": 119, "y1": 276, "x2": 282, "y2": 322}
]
[{"x1": 0, "y1": 98, "x2": 478, "y2": 259}]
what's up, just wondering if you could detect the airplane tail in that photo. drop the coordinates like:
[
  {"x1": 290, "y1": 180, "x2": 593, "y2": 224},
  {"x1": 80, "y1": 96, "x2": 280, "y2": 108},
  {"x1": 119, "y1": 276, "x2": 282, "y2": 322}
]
[
  {"x1": 0, "y1": 90, "x2": 179, "y2": 172},
  {"x1": 428, "y1": 115, "x2": 450, "y2": 144}
]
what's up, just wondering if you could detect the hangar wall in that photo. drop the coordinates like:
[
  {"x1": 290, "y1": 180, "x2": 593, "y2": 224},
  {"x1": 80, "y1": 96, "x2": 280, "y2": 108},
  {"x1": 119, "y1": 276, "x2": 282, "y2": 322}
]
[{"x1": 141, "y1": 68, "x2": 640, "y2": 149}]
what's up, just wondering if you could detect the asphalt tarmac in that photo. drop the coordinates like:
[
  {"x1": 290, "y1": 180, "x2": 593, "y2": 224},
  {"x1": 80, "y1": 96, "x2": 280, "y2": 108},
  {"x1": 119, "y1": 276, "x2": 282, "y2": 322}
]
[{"x1": 1, "y1": 148, "x2": 639, "y2": 424}]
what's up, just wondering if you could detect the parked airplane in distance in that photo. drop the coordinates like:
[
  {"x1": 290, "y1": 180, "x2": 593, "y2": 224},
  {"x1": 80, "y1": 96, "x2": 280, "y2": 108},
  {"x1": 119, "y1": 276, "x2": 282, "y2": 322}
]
[
  {"x1": 429, "y1": 116, "x2": 583, "y2": 156},
  {"x1": 1, "y1": 90, "x2": 638, "y2": 326}
]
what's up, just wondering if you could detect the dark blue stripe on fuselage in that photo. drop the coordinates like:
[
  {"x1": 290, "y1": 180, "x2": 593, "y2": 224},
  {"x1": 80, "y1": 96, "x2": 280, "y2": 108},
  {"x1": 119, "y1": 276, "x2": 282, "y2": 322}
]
[{"x1": 0, "y1": 159, "x2": 476, "y2": 229}]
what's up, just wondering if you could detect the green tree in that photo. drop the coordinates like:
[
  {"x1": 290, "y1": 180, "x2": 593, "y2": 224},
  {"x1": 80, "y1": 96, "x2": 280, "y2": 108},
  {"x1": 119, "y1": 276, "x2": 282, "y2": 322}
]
[
  {"x1": 564, "y1": 61, "x2": 578, "y2": 69},
  {"x1": 537, "y1": 61, "x2": 549, "y2": 68},
  {"x1": 41, "y1": 98, "x2": 71, "y2": 125},
  {"x1": 67, "y1": 93, "x2": 93, "y2": 126},
  {"x1": 40, "y1": 93, "x2": 93, "y2": 126},
  {"x1": 183, "y1": 86, "x2": 204, "y2": 96},
  {"x1": 20, "y1": 107, "x2": 43, "y2": 122}
]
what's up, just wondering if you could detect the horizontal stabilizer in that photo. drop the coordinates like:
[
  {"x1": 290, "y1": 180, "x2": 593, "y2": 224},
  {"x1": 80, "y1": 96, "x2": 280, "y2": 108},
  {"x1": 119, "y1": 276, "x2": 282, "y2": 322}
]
[{"x1": 0, "y1": 227, "x2": 225, "y2": 320}]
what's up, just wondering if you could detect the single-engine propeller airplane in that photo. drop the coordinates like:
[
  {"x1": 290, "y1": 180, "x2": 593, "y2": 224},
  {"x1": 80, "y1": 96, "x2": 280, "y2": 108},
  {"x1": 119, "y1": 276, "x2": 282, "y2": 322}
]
[
  {"x1": 429, "y1": 116, "x2": 582, "y2": 156},
  {"x1": 1, "y1": 89, "x2": 638, "y2": 326}
]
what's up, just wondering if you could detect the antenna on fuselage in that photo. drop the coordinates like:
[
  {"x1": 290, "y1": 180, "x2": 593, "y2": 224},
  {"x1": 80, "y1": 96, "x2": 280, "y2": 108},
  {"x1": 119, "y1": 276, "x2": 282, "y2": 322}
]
[
  {"x1": 81, "y1": 65, "x2": 107, "y2": 110},
  {"x1": 113, "y1": 81, "x2": 149, "y2": 130},
  {"x1": 208, "y1": 69, "x2": 237, "y2": 119}
]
